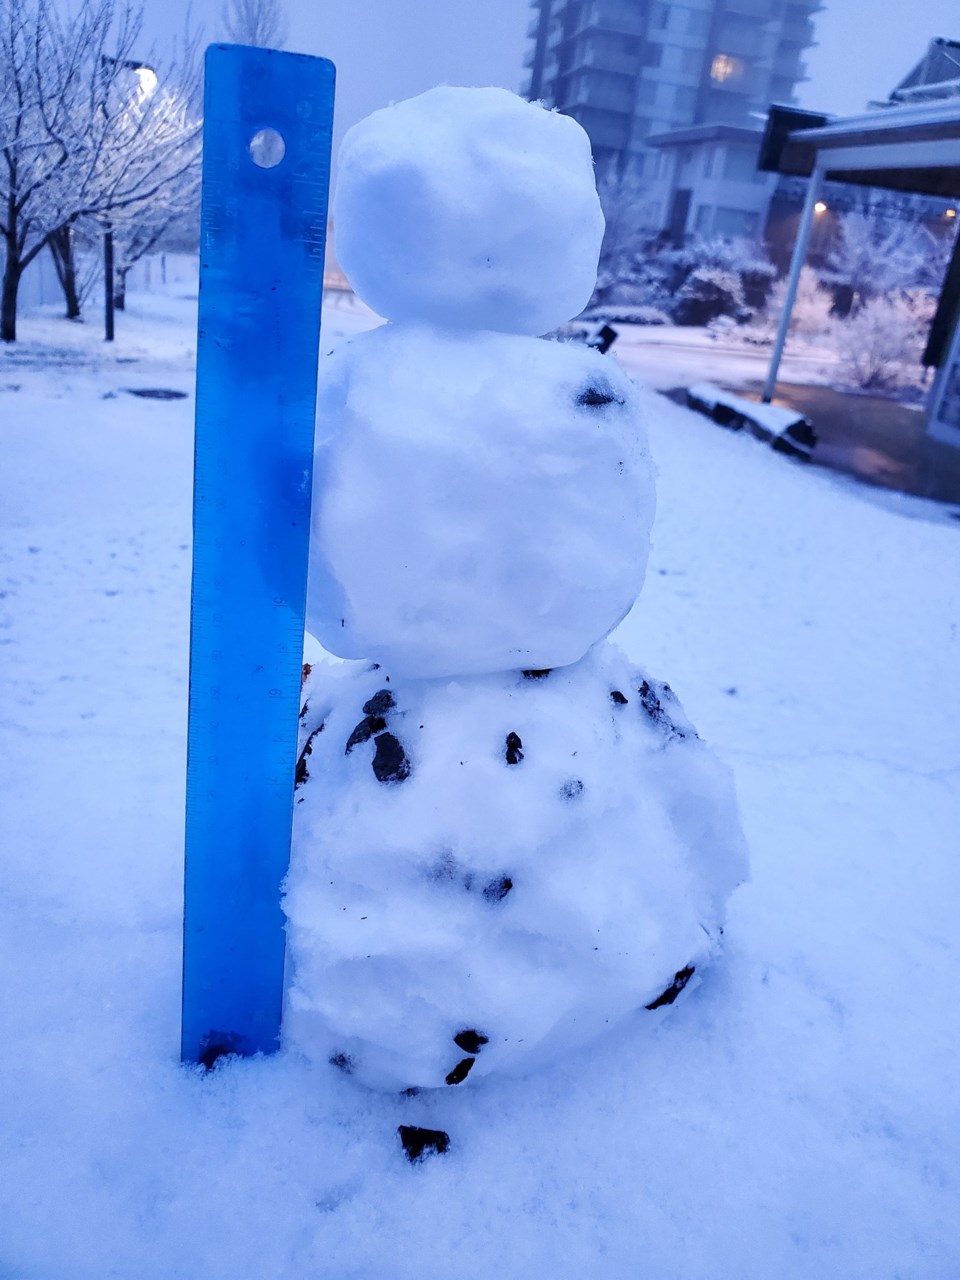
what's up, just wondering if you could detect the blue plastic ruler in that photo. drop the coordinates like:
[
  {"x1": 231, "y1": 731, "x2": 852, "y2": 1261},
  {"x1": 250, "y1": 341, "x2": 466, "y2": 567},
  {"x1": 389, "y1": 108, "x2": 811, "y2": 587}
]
[{"x1": 181, "y1": 44, "x2": 335, "y2": 1065}]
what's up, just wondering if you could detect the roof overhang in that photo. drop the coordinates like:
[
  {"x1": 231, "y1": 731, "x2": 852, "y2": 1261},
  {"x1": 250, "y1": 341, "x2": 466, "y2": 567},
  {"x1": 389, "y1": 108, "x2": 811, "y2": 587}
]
[
  {"x1": 646, "y1": 122, "x2": 765, "y2": 150},
  {"x1": 761, "y1": 99, "x2": 960, "y2": 197}
]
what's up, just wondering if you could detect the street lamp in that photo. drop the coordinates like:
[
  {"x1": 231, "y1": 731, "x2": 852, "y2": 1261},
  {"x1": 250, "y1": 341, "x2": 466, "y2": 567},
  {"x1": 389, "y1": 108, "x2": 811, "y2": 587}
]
[{"x1": 100, "y1": 55, "x2": 158, "y2": 341}]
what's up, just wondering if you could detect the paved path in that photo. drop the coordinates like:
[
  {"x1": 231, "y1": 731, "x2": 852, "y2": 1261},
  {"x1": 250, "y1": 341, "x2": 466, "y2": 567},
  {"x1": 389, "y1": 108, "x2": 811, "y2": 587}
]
[{"x1": 741, "y1": 381, "x2": 960, "y2": 506}]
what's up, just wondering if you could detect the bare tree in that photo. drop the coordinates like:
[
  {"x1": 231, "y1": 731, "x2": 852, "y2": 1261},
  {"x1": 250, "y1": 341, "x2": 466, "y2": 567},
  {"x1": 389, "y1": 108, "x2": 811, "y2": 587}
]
[
  {"x1": 0, "y1": 0, "x2": 200, "y2": 340},
  {"x1": 822, "y1": 211, "x2": 932, "y2": 314},
  {"x1": 48, "y1": 224, "x2": 85, "y2": 318},
  {"x1": 0, "y1": 0, "x2": 83, "y2": 339},
  {"x1": 592, "y1": 161, "x2": 653, "y2": 305},
  {"x1": 221, "y1": 0, "x2": 288, "y2": 48},
  {"x1": 110, "y1": 179, "x2": 200, "y2": 309}
]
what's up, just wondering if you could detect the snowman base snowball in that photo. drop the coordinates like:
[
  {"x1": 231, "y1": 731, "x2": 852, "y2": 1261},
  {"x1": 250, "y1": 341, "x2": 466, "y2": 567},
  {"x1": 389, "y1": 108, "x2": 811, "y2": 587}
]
[{"x1": 285, "y1": 645, "x2": 747, "y2": 1094}]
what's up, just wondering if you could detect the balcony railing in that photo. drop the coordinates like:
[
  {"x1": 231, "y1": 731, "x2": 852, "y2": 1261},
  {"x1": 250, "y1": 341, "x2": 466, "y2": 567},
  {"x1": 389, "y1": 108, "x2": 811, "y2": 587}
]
[
  {"x1": 723, "y1": 0, "x2": 777, "y2": 18},
  {"x1": 779, "y1": 17, "x2": 815, "y2": 44},
  {"x1": 575, "y1": 2, "x2": 646, "y2": 38},
  {"x1": 562, "y1": 37, "x2": 639, "y2": 77},
  {"x1": 566, "y1": 75, "x2": 636, "y2": 112}
]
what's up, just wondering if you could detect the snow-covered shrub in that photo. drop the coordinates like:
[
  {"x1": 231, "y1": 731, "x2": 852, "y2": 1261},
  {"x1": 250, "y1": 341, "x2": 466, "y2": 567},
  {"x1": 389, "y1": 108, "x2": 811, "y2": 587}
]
[
  {"x1": 588, "y1": 226, "x2": 775, "y2": 322},
  {"x1": 580, "y1": 304, "x2": 670, "y2": 326},
  {"x1": 833, "y1": 293, "x2": 929, "y2": 391},
  {"x1": 673, "y1": 266, "x2": 747, "y2": 326},
  {"x1": 706, "y1": 314, "x2": 737, "y2": 339},
  {"x1": 766, "y1": 265, "x2": 833, "y2": 339},
  {"x1": 653, "y1": 237, "x2": 775, "y2": 312}
]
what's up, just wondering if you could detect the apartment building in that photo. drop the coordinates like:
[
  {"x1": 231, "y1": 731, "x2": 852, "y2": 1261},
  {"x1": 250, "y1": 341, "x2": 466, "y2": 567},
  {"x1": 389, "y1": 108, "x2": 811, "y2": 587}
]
[{"x1": 523, "y1": 0, "x2": 820, "y2": 240}]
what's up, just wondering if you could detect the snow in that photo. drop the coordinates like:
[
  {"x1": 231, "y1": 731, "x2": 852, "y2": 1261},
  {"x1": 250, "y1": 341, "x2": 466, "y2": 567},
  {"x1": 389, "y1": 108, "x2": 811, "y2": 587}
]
[
  {"x1": 286, "y1": 645, "x2": 746, "y2": 1090},
  {"x1": 589, "y1": 320, "x2": 843, "y2": 393},
  {"x1": 333, "y1": 87, "x2": 604, "y2": 336},
  {"x1": 307, "y1": 323, "x2": 655, "y2": 676},
  {"x1": 1, "y1": 284, "x2": 959, "y2": 1278}
]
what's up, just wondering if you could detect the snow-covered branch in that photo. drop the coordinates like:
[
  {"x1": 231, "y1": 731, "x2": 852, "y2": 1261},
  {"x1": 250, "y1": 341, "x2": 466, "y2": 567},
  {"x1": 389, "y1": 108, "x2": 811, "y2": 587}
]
[{"x1": 0, "y1": 0, "x2": 201, "y2": 339}]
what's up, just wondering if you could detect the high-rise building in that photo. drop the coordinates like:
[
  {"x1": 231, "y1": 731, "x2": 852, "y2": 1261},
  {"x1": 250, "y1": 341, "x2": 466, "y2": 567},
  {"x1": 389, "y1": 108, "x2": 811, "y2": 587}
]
[{"x1": 523, "y1": 0, "x2": 821, "y2": 240}]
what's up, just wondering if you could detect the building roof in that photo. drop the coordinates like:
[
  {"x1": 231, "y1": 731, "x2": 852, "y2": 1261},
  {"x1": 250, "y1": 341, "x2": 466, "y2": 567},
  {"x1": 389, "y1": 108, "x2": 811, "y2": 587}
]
[
  {"x1": 645, "y1": 122, "x2": 765, "y2": 150},
  {"x1": 890, "y1": 37, "x2": 960, "y2": 102},
  {"x1": 762, "y1": 98, "x2": 960, "y2": 197}
]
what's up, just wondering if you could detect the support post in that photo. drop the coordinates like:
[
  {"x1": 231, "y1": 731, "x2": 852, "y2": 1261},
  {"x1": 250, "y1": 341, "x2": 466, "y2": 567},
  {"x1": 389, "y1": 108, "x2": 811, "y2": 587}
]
[{"x1": 762, "y1": 162, "x2": 825, "y2": 403}]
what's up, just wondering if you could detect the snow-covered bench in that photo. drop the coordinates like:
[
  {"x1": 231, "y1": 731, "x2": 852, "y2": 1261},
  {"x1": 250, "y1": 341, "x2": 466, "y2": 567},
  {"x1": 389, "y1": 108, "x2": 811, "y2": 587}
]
[{"x1": 686, "y1": 382, "x2": 817, "y2": 460}]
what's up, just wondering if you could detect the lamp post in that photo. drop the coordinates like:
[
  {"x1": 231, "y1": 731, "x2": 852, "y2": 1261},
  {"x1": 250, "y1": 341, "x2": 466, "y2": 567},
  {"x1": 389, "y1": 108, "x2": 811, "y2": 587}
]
[
  {"x1": 104, "y1": 222, "x2": 115, "y2": 341},
  {"x1": 100, "y1": 56, "x2": 157, "y2": 341}
]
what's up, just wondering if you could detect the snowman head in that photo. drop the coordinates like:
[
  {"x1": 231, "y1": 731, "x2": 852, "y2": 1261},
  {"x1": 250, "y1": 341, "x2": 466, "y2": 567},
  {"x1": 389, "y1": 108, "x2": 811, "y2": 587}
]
[{"x1": 332, "y1": 86, "x2": 605, "y2": 336}]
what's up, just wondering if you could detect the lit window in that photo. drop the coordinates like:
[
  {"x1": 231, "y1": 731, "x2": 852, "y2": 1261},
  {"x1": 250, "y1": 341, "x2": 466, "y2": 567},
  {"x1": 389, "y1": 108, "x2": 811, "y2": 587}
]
[
  {"x1": 710, "y1": 53, "x2": 745, "y2": 82},
  {"x1": 947, "y1": 208, "x2": 957, "y2": 219}
]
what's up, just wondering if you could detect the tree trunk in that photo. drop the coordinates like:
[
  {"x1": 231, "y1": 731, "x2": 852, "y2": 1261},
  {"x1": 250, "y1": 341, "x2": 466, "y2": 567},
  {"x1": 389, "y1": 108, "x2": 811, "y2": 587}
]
[
  {"x1": 48, "y1": 226, "x2": 82, "y2": 320},
  {"x1": 114, "y1": 267, "x2": 128, "y2": 311},
  {"x1": 1, "y1": 245, "x2": 20, "y2": 342}
]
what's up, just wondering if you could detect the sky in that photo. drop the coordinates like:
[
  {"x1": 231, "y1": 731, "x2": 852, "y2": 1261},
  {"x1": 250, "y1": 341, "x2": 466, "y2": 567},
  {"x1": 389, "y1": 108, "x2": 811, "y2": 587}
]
[{"x1": 144, "y1": 0, "x2": 960, "y2": 143}]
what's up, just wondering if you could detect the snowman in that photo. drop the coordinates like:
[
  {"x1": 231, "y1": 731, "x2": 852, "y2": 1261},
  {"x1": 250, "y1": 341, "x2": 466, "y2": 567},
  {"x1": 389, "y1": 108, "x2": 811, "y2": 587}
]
[{"x1": 285, "y1": 87, "x2": 748, "y2": 1159}]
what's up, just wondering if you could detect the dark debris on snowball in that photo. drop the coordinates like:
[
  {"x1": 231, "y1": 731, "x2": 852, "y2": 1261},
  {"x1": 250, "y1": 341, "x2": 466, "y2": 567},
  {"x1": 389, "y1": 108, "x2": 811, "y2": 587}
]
[
  {"x1": 363, "y1": 689, "x2": 396, "y2": 716},
  {"x1": 576, "y1": 384, "x2": 624, "y2": 408},
  {"x1": 454, "y1": 1029, "x2": 489, "y2": 1054},
  {"x1": 444, "y1": 1057, "x2": 475, "y2": 1085},
  {"x1": 645, "y1": 965, "x2": 696, "y2": 1010},
  {"x1": 345, "y1": 715, "x2": 386, "y2": 754},
  {"x1": 372, "y1": 732, "x2": 411, "y2": 783}
]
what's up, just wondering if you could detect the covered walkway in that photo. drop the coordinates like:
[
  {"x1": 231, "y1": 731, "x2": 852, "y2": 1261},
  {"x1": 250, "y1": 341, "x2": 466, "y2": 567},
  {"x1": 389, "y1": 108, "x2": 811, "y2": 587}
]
[{"x1": 759, "y1": 97, "x2": 960, "y2": 449}]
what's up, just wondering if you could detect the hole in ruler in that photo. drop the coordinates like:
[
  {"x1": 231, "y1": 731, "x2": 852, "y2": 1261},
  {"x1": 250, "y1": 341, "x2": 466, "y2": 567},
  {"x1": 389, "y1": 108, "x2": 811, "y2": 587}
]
[{"x1": 249, "y1": 128, "x2": 286, "y2": 169}]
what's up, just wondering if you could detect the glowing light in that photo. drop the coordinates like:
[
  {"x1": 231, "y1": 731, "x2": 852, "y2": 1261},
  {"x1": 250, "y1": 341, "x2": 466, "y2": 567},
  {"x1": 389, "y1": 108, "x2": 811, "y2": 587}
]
[
  {"x1": 814, "y1": 201, "x2": 828, "y2": 214},
  {"x1": 710, "y1": 53, "x2": 745, "y2": 83},
  {"x1": 135, "y1": 65, "x2": 159, "y2": 101},
  {"x1": 947, "y1": 208, "x2": 957, "y2": 218}
]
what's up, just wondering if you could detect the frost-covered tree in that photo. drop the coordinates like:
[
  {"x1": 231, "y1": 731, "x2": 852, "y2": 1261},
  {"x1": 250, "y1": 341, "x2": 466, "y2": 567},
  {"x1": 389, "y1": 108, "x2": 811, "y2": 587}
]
[
  {"x1": 0, "y1": 0, "x2": 82, "y2": 339},
  {"x1": 0, "y1": 0, "x2": 200, "y2": 339},
  {"x1": 593, "y1": 162, "x2": 655, "y2": 305},
  {"x1": 58, "y1": 10, "x2": 201, "y2": 324},
  {"x1": 767, "y1": 265, "x2": 833, "y2": 338},
  {"x1": 110, "y1": 190, "x2": 199, "y2": 309},
  {"x1": 834, "y1": 293, "x2": 931, "y2": 391},
  {"x1": 822, "y1": 212, "x2": 932, "y2": 313},
  {"x1": 221, "y1": 0, "x2": 288, "y2": 48}
]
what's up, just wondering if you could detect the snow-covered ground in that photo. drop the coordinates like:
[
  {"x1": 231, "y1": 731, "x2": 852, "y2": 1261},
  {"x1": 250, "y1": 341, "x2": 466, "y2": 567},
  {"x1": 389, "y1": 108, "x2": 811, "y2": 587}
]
[
  {"x1": 607, "y1": 320, "x2": 843, "y2": 393},
  {"x1": 1, "y1": 287, "x2": 958, "y2": 1279}
]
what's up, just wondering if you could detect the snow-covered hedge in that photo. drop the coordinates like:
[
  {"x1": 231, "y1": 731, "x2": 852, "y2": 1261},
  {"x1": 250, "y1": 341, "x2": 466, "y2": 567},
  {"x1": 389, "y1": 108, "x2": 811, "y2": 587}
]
[{"x1": 579, "y1": 304, "x2": 671, "y2": 326}]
